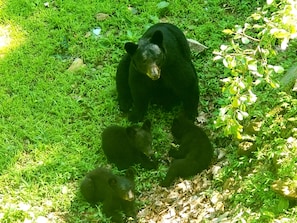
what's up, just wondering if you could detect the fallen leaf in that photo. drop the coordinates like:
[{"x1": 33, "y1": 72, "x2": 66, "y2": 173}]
[
  {"x1": 95, "y1": 13, "x2": 109, "y2": 21},
  {"x1": 67, "y1": 58, "x2": 86, "y2": 72},
  {"x1": 92, "y1": 27, "x2": 101, "y2": 36}
]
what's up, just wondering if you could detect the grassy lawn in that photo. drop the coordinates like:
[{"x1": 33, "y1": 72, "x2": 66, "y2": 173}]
[{"x1": 1, "y1": 0, "x2": 297, "y2": 222}]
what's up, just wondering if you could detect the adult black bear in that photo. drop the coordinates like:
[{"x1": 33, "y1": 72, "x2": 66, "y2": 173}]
[
  {"x1": 102, "y1": 120, "x2": 157, "y2": 170},
  {"x1": 80, "y1": 167, "x2": 136, "y2": 223},
  {"x1": 116, "y1": 23, "x2": 199, "y2": 122},
  {"x1": 161, "y1": 115, "x2": 213, "y2": 187}
]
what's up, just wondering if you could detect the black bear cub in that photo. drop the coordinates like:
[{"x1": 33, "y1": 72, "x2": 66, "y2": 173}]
[
  {"x1": 116, "y1": 23, "x2": 199, "y2": 122},
  {"x1": 102, "y1": 120, "x2": 157, "y2": 170},
  {"x1": 80, "y1": 167, "x2": 136, "y2": 223},
  {"x1": 161, "y1": 115, "x2": 213, "y2": 187}
]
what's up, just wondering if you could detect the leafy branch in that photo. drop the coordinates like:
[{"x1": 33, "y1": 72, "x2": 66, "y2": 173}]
[{"x1": 213, "y1": 0, "x2": 297, "y2": 139}]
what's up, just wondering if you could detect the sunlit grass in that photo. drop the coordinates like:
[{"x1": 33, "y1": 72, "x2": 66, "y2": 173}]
[{"x1": 0, "y1": 24, "x2": 25, "y2": 58}]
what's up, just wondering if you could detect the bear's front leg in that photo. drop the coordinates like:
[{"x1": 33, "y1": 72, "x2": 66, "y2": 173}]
[
  {"x1": 128, "y1": 99, "x2": 149, "y2": 122},
  {"x1": 103, "y1": 202, "x2": 124, "y2": 223},
  {"x1": 128, "y1": 75, "x2": 151, "y2": 122},
  {"x1": 122, "y1": 200, "x2": 137, "y2": 222},
  {"x1": 168, "y1": 146, "x2": 185, "y2": 159},
  {"x1": 137, "y1": 153, "x2": 158, "y2": 169}
]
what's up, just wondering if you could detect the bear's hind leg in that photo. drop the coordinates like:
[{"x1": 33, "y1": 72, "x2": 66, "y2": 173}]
[
  {"x1": 161, "y1": 158, "x2": 198, "y2": 187},
  {"x1": 116, "y1": 54, "x2": 133, "y2": 112}
]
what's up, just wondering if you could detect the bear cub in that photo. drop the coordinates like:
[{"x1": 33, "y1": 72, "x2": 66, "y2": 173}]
[
  {"x1": 116, "y1": 23, "x2": 199, "y2": 122},
  {"x1": 161, "y1": 115, "x2": 213, "y2": 187},
  {"x1": 102, "y1": 120, "x2": 157, "y2": 170},
  {"x1": 80, "y1": 167, "x2": 136, "y2": 223}
]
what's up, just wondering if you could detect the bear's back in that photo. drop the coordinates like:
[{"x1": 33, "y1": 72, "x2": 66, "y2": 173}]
[
  {"x1": 183, "y1": 126, "x2": 213, "y2": 158},
  {"x1": 172, "y1": 116, "x2": 213, "y2": 160},
  {"x1": 102, "y1": 126, "x2": 131, "y2": 152},
  {"x1": 102, "y1": 126, "x2": 139, "y2": 169},
  {"x1": 80, "y1": 168, "x2": 112, "y2": 203}
]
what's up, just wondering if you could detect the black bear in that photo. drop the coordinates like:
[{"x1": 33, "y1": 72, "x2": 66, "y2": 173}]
[
  {"x1": 80, "y1": 167, "x2": 136, "y2": 223},
  {"x1": 102, "y1": 120, "x2": 157, "y2": 170},
  {"x1": 161, "y1": 115, "x2": 213, "y2": 187},
  {"x1": 116, "y1": 23, "x2": 199, "y2": 122}
]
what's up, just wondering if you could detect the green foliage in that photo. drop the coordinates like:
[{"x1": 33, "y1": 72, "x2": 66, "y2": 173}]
[
  {"x1": 213, "y1": 0, "x2": 297, "y2": 139},
  {"x1": 214, "y1": 93, "x2": 297, "y2": 221}
]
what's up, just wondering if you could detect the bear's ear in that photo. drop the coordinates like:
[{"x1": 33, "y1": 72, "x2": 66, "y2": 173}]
[
  {"x1": 151, "y1": 30, "x2": 163, "y2": 47},
  {"x1": 126, "y1": 127, "x2": 137, "y2": 138},
  {"x1": 125, "y1": 168, "x2": 135, "y2": 180},
  {"x1": 142, "y1": 120, "x2": 151, "y2": 131},
  {"x1": 108, "y1": 177, "x2": 118, "y2": 188},
  {"x1": 125, "y1": 42, "x2": 138, "y2": 55}
]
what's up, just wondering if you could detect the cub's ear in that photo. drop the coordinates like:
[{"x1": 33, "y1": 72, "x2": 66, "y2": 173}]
[
  {"x1": 151, "y1": 30, "x2": 163, "y2": 47},
  {"x1": 142, "y1": 120, "x2": 151, "y2": 131},
  {"x1": 125, "y1": 42, "x2": 138, "y2": 55},
  {"x1": 125, "y1": 168, "x2": 135, "y2": 180},
  {"x1": 126, "y1": 127, "x2": 137, "y2": 138},
  {"x1": 108, "y1": 177, "x2": 118, "y2": 188}
]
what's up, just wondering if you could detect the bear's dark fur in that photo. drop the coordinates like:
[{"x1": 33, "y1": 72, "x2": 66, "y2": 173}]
[
  {"x1": 161, "y1": 115, "x2": 213, "y2": 187},
  {"x1": 80, "y1": 167, "x2": 136, "y2": 223},
  {"x1": 102, "y1": 120, "x2": 157, "y2": 170},
  {"x1": 116, "y1": 23, "x2": 199, "y2": 122}
]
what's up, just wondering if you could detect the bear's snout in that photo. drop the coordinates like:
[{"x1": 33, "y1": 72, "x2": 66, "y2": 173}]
[{"x1": 147, "y1": 64, "x2": 160, "y2": 80}]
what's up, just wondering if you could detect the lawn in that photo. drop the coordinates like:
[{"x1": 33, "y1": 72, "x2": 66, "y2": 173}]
[{"x1": 0, "y1": 0, "x2": 297, "y2": 222}]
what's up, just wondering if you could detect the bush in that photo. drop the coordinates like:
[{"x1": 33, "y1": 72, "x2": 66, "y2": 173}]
[{"x1": 213, "y1": 0, "x2": 297, "y2": 139}]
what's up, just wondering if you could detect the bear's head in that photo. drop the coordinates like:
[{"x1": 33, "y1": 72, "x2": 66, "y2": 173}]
[
  {"x1": 126, "y1": 120, "x2": 153, "y2": 157},
  {"x1": 108, "y1": 170, "x2": 135, "y2": 201},
  {"x1": 125, "y1": 30, "x2": 165, "y2": 80}
]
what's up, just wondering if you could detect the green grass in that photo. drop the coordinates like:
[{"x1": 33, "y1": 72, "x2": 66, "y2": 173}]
[{"x1": 1, "y1": 0, "x2": 297, "y2": 222}]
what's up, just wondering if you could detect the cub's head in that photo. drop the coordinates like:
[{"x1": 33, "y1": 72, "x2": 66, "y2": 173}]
[
  {"x1": 108, "y1": 171, "x2": 135, "y2": 201},
  {"x1": 126, "y1": 120, "x2": 153, "y2": 157},
  {"x1": 125, "y1": 30, "x2": 165, "y2": 80}
]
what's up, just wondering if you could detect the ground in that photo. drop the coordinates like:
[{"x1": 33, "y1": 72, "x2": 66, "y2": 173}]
[{"x1": 0, "y1": 0, "x2": 297, "y2": 223}]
